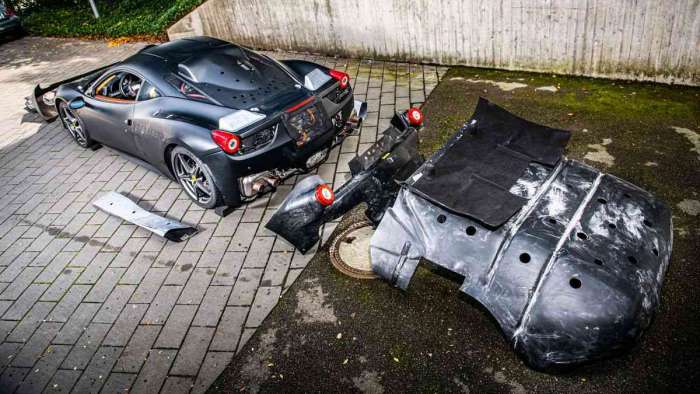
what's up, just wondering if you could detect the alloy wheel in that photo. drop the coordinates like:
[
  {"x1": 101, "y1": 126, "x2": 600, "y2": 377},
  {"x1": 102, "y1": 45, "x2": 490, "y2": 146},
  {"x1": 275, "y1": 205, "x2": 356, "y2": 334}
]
[
  {"x1": 173, "y1": 152, "x2": 215, "y2": 205},
  {"x1": 59, "y1": 104, "x2": 88, "y2": 146}
]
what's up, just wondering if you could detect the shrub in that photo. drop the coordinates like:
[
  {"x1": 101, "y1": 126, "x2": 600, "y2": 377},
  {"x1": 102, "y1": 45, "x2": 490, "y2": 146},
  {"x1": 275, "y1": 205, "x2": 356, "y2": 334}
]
[{"x1": 18, "y1": 0, "x2": 203, "y2": 38}]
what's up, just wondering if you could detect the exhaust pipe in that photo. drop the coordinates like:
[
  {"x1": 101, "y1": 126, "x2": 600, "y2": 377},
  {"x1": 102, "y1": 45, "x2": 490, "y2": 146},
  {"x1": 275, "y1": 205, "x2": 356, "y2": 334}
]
[
  {"x1": 353, "y1": 100, "x2": 368, "y2": 121},
  {"x1": 241, "y1": 169, "x2": 299, "y2": 198},
  {"x1": 241, "y1": 172, "x2": 281, "y2": 197},
  {"x1": 335, "y1": 100, "x2": 369, "y2": 144},
  {"x1": 251, "y1": 175, "x2": 281, "y2": 194}
]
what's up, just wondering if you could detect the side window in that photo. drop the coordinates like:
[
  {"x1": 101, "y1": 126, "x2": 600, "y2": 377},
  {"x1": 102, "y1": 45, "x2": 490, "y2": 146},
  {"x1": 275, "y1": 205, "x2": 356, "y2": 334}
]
[
  {"x1": 93, "y1": 71, "x2": 142, "y2": 103},
  {"x1": 138, "y1": 81, "x2": 161, "y2": 101}
]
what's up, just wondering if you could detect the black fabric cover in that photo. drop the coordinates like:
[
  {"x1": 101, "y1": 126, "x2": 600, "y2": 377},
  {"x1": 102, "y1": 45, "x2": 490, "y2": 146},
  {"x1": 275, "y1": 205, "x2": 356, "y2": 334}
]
[{"x1": 410, "y1": 98, "x2": 571, "y2": 227}]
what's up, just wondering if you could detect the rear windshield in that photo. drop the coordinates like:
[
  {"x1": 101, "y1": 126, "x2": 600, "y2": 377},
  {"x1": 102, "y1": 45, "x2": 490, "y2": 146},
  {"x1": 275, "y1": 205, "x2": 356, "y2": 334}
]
[{"x1": 165, "y1": 75, "x2": 213, "y2": 104}]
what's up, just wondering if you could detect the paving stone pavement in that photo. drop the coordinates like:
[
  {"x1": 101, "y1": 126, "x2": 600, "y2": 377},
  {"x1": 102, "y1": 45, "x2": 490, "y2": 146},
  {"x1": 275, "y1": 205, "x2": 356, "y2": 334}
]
[{"x1": 0, "y1": 36, "x2": 447, "y2": 393}]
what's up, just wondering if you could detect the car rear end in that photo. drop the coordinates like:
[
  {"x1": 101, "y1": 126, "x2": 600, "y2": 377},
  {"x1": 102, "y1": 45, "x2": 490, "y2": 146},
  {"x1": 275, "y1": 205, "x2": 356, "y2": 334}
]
[
  {"x1": 134, "y1": 38, "x2": 366, "y2": 207},
  {"x1": 199, "y1": 60, "x2": 366, "y2": 204}
]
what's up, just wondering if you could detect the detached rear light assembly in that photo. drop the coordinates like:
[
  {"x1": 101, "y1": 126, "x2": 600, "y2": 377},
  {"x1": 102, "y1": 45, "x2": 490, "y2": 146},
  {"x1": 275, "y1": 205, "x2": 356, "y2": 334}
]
[
  {"x1": 315, "y1": 184, "x2": 335, "y2": 206},
  {"x1": 211, "y1": 130, "x2": 241, "y2": 154},
  {"x1": 407, "y1": 107, "x2": 424, "y2": 126},
  {"x1": 329, "y1": 70, "x2": 350, "y2": 89}
]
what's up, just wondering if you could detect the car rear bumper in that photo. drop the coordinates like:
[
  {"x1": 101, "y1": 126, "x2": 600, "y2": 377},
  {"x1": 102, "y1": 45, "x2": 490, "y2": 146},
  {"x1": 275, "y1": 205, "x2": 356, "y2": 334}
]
[{"x1": 203, "y1": 95, "x2": 363, "y2": 207}]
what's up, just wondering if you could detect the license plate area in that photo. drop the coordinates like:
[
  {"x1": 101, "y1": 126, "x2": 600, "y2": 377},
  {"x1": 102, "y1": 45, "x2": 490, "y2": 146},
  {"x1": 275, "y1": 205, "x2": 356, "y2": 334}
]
[{"x1": 283, "y1": 102, "x2": 332, "y2": 148}]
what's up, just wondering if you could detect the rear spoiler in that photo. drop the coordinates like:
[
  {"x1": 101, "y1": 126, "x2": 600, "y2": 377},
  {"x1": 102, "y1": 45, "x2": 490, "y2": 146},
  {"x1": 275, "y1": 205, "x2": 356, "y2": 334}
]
[{"x1": 24, "y1": 62, "x2": 118, "y2": 121}]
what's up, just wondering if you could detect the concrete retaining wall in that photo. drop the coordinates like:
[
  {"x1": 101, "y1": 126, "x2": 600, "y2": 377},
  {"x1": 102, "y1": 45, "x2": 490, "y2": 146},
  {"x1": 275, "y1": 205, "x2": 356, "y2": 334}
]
[{"x1": 168, "y1": 0, "x2": 700, "y2": 85}]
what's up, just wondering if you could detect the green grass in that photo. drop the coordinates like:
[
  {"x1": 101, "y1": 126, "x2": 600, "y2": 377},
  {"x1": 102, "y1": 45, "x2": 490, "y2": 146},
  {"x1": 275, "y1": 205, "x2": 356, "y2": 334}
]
[{"x1": 20, "y1": 0, "x2": 203, "y2": 39}]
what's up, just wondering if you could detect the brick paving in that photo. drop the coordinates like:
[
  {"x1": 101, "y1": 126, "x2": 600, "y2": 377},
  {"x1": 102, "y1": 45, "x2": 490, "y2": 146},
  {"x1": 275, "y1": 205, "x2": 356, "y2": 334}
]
[{"x1": 0, "y1": 36, "x2": 446, "y2": 393}]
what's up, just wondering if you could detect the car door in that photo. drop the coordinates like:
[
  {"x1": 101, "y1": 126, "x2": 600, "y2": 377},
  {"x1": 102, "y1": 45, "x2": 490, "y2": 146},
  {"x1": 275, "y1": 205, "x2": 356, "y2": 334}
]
[
  {"x1": 81, "y1": 70, "x2": 138, "y2": 155},
  {"x1": 131, "y1": 80, "x2": 167, "y2": 165}
]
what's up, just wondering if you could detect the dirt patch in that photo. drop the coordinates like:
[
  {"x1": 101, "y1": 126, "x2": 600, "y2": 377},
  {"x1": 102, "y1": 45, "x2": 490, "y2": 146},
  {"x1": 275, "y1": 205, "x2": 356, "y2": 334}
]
[
  {"x1": 584, "y1": 138, "x2": 615, "y2": 167},
  {"x1": 294, "y1": 279, "x2": 338, "y2": 324},
  {"x1": 352, "y1": 370, "x2": 385, "y2": 393},
  {"x1": 672, "y1": 126, "x2": 700, "y2": 160},
  {"x1": 535, "y1": 85, "x2": 559, "y2": 93},
  {"x1": 450, "y1": 77, "x2": 528, "y2": 91},
  {"x1": 677, "y1": 199, "x2": 700, "y2": 216}
]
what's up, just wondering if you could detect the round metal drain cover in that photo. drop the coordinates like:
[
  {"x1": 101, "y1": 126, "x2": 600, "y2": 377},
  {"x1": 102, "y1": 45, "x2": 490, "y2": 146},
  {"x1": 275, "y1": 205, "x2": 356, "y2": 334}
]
[{"x1": 329, "y1": 221, "x2": 377, "y2": 279}]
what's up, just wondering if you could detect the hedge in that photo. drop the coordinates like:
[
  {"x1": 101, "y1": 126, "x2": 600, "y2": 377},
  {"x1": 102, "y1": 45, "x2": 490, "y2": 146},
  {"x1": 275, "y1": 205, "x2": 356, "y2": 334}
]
[{"x1": 15, "y1": 0, "x2": 203, "y2": 39}]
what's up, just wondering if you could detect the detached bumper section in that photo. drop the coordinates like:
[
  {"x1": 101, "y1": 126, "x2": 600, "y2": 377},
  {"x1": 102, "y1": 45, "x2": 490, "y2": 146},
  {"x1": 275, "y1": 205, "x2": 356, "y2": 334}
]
[{"x1": 266, "y1": 109, "x2": 423, "y2": 253}]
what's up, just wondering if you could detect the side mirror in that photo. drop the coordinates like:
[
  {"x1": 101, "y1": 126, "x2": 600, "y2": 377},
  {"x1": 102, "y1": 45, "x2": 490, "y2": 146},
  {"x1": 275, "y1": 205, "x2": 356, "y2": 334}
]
[{"x1": 69, "y1": 97, "x2": 85, "y2": 110}]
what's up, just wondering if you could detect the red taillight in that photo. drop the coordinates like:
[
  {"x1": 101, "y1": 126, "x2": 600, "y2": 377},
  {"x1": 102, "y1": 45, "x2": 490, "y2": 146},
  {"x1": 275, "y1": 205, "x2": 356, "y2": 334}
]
[
  {"x1": 329, "y1": 69, "x2": 350, "y2": 89},
  {"x1": 407, "y1": 107, "x2": 424, "y2": 127},
  {"x1": 285, "y1": 96, "x2": 315, "y2": 113},
  {"x1": 315, "y1": 184, "x2": 335, "y2": 206},
  {"x1": 211, "y1": 130, "x2": 241, "y2": 154}
]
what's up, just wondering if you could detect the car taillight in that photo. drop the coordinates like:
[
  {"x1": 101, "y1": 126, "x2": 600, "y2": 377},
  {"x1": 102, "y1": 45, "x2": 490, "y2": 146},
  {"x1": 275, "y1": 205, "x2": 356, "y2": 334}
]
[
  {"x1": 315, "y1": 184, "x2": 335, "y2": 206},
  {"x1": 211, "y1": 130, "x2": 241, "y2": 154},
  {"x1": 329, "y1": 70, "x2": 350, "y2": 89},
  {"x1": 407, "y1": 107, "x2": 424, "y2": 127},
  {"x1": 285, "y1": 96, "x2": 315, "y2": 113}
]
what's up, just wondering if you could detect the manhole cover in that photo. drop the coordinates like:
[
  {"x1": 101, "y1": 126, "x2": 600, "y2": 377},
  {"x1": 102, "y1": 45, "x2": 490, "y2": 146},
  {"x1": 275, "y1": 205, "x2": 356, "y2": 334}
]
[{"x1": 329, "y1": 221, "x2": 377, "y2": 279}]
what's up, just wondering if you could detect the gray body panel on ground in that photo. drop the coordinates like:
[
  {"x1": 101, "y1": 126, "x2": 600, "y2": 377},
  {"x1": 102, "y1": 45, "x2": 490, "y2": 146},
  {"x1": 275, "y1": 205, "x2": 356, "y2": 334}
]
[
  {"x1": 370, "y1": 157, "x2": 672, "y2": 369},
  {"x1": 93, "y1": 191, "x2": 197, "y2": 242}
]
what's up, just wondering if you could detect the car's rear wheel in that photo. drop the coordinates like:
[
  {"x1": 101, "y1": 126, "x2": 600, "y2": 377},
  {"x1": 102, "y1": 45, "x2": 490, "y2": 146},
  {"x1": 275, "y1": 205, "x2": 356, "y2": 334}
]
[
  {"x1": 58, "y1": 101, "x2": 93, "y2": 148},
  {"x1": 171, "y1": 146, "x2": 222, "y2": 209}
]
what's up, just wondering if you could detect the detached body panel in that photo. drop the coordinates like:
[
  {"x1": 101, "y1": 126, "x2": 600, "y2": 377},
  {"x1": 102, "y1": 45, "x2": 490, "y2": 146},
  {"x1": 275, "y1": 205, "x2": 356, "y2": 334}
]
[
  {"x1": 371, "y1": 161, "x2": 672, "y2": 369},
  {"x1": 93, "y1": 192, "x2": 197, "y2": 242},
  {"x1": 370, "y1": 99, "x2": 672, "y2": 370}
]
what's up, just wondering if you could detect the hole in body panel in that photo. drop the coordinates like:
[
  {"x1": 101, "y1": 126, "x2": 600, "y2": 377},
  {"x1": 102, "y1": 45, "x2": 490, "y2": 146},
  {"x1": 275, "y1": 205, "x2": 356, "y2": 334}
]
[
  {"x1": 519, "y1": 253, "x2": 531, "y2": 263},
  {"x1": 577, "y1": 232, "x2": 588, "y2": 240},
  {"x1": 466, "y1": 226, "x2": 476, "y2": 236},
  {"x1": 437, "y1": 214, "x2": 446, "y2": 224},
  {"x1": 570, "y1": 278, "x2": 582, "y2": 288}
]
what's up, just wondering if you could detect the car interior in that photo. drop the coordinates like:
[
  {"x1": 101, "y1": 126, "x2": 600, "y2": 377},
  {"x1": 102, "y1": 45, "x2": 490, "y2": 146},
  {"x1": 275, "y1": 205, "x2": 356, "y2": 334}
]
[{"x1": 93, "y1": 71, "x2": 142, "y2": 102}]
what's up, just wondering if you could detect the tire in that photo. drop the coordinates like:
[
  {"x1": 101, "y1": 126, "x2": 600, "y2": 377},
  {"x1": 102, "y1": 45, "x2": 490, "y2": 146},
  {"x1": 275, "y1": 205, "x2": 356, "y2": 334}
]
[
  {"x1": 58, "y1": 101, "x2": 94, "y2": 148},
  {"x1": 170, "y1": 146, "x2": 222, "y2": 209}
]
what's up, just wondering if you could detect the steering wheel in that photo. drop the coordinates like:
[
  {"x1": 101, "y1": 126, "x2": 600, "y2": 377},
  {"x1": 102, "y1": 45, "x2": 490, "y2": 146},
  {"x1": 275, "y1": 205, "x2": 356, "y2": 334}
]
[{"x1": 119, "y1": 74, "x2": 141, "y2": 99}]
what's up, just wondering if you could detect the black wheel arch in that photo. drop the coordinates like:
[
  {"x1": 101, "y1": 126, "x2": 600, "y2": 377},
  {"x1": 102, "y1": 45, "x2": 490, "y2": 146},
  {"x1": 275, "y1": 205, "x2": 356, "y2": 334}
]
[{"x1": 165, "y1": 141, "x2": 243, "y2": 209}]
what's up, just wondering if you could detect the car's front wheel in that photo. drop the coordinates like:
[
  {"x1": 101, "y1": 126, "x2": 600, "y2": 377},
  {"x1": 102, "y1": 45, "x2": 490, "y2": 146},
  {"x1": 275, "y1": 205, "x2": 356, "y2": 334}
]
[
  {"x1": 171, "y1": 146, "x2": 222, "y2": 209},
  {"x1": 58, "y1": 101, "x2": 93, "y2": 148}
]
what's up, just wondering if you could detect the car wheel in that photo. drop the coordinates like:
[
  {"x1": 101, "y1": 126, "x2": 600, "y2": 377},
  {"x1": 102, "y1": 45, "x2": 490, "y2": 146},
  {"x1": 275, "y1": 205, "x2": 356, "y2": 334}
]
[
  {"x1": 58, "y1": 101, "x2": 93, "y2": 148},
  {"x1": 171, "y1": 146, "x2": 222, "y2": 209}
]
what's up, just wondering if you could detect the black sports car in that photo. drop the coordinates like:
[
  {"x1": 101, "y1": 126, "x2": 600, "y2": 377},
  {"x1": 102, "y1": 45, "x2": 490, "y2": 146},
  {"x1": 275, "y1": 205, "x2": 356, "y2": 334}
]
[{"x1": 28, "y1": 36, "x2": 366, "y2": 212}]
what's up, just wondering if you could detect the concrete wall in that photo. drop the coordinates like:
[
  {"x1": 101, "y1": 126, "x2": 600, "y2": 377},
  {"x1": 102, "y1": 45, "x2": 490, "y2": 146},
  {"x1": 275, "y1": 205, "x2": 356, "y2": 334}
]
[{"x1": 168, "y1": 0, "x2": 700, "y2": 85}]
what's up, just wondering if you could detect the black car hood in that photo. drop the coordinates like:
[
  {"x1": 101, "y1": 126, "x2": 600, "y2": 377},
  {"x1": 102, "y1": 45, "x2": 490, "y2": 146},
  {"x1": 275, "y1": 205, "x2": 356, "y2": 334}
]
[{"x1": 176, "y1": 46, "x2": 304, "y2": 112}]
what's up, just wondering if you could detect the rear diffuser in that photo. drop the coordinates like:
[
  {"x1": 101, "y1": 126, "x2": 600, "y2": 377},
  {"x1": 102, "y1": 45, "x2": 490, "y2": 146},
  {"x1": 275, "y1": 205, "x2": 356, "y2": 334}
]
[{"x1": 93, "y1": 192, "x2": 197, "y2": 242}]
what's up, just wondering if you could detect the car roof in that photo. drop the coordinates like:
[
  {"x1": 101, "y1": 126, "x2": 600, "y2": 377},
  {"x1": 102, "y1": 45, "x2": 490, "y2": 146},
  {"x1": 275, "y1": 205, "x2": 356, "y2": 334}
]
[
  {"x1": 118, "y1": 36, "x2": 303, "y2": 111},
  {"x1": 138, "y1": 36, "x2": 233, "y2": 63}
]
